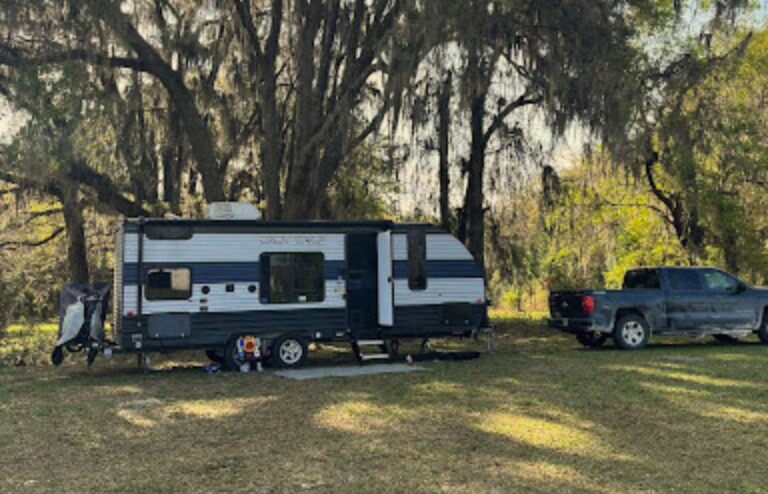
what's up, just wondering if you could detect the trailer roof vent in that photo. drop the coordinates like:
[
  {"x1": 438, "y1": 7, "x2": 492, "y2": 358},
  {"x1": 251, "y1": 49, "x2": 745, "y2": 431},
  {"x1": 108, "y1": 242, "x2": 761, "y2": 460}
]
[{"x1": 206, "y1": 202, "x2": 262, "y2": 220}]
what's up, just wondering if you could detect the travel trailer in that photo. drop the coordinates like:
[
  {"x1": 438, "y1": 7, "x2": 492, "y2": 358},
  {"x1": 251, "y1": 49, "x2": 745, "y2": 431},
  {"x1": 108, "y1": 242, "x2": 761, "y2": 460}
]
[{"x1": 55, "y1": 204, "x2": 490, "y2": 370}]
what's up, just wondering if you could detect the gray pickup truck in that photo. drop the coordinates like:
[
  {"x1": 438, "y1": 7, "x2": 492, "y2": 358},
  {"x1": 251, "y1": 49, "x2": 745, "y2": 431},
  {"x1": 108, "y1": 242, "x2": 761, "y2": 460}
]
[{"x1": 548, "y1": 267, "x2": 768, "y2": 349}]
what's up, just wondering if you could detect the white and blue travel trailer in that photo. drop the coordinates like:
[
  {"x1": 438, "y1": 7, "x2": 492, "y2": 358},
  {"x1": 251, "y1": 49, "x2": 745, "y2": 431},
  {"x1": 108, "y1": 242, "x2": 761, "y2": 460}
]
[{"x1": 110, "y1": 216, "x2": 489, "y2": 369}]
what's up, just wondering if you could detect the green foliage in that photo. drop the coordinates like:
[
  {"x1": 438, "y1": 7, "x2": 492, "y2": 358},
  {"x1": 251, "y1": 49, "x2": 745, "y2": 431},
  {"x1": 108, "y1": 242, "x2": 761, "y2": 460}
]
[
  {"x1": 325, "y1": 144, "x2": 400, "y2": 220},
  {"x1": 646, "y1": 28, "x2": 768, "y2": 280},
  {"x1": 489, "y1": 157, "x2": 690, "y2": 311}
]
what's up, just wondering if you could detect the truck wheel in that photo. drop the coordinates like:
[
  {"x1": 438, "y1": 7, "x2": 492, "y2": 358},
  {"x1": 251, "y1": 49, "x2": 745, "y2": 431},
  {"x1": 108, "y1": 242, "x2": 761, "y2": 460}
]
[
  {"x1": 758, "y1": 312, "x2": 768, "y2": 344},
  {"x1": 271, "y1": 335, "x2": 308, "y2": 368},
  {"x1": 613, "y1": 314, "x2": 650, "y2": 350},
  {"x1": 576, "y1": 332, "x2": 607, "y2": 348},
  {"x1": 205, "y1": 349, "x2": 225, "y2": 363}
]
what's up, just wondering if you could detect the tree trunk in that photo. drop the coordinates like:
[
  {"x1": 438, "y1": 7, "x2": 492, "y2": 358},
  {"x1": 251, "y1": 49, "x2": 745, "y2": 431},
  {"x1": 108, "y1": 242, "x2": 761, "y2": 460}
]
[
  {"x1": 283, "y1": 0, "x2": 323, "y2": 219},
  {"x1": 259, "y1": 0, "x2": 284, "y2": 220},
  {"x1": 162, "y1": 104, "x2": 183, "y2": 214},
  {"x1": 61, "y1": 186, "x2": 89, "y2": 284},
  {"x1": 438, "y1": 72, "x2": 452, "y2": 231},
  {"x1": 464, "y1": 90, "x2": 487, "y2": 270},
  {"x1": 85, "y1": 0, "x2": 226, "y2": 202}
]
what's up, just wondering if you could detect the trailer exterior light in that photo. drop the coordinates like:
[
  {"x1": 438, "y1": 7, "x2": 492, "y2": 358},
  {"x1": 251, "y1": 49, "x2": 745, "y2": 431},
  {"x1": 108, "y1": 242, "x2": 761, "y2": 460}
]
[
  {"x1": 581, "y1": 295, "x2": 596, "y2": 313},
  {"x1": 126, "y1": 310, "x2": 134, "y2": 317}
]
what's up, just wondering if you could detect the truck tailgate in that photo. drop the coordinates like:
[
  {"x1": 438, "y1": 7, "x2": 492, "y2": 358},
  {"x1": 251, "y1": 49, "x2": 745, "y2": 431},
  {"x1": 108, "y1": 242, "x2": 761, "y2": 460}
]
[{"x1": 549, "y1": 291, "x2": 591, "y2": 318}]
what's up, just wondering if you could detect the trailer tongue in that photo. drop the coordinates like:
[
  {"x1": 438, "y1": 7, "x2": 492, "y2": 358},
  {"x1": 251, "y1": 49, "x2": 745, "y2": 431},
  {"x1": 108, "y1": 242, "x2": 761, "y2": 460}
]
[{"x1": 51, "y1": 283, "x2": 111, "y2": 367}]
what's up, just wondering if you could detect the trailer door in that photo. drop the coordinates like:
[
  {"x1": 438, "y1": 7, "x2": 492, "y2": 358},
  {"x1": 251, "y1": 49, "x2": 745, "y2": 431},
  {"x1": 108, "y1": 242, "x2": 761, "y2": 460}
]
[{"x1": 346, "y1": 233, "x2": 379, "y2": 333}]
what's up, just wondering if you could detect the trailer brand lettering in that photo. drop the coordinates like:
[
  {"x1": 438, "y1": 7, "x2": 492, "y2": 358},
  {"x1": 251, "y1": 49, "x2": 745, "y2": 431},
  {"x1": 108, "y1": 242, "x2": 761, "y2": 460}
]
[{"x1": 259, "y1": 236, "x2": 325, "y2": 246}]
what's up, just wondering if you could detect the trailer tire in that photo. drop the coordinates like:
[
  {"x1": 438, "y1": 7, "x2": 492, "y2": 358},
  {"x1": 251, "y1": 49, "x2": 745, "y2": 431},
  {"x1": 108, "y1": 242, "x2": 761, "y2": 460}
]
[
  {"x1": 271, "y1": 335, "x2": 308, "y2": 368},
  {"x1": 576, "y1": 332, "x2": 607, "y2": 348},
  {"x1": 205, "y1": 349, "x2": 225, "y2": 364},
  {"x1": 223, "y1": 337, "x2": 261, "y2": 372},
  {"x1": 613, "y1": 314, "x2": 650, "y2": 350}
]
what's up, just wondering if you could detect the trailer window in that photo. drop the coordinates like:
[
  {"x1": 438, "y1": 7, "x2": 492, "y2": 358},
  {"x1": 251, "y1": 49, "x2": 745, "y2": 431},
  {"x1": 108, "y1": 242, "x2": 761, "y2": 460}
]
[
  {"x1": 260, "y1": 253, "x2": 325, "y2": 304},
  {"x1": 145, "y1": 224, "x2": 193, "y2": 240},
  {"x1": 407, "y1": 230, "x2": 427, "y2": 291},
  {"x1": 145, "y1": 268, "x2": 191, "y2": 300}
]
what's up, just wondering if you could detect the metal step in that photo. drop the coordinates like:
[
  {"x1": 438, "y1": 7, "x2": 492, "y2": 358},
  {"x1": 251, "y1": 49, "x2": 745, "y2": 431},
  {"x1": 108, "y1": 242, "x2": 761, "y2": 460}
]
[
  {"x1": 359, "y1": 353, "x2": 390, "y2": 361},
  {"x1": 356, "y1": 339, "x2": 385, "y2": 346}
]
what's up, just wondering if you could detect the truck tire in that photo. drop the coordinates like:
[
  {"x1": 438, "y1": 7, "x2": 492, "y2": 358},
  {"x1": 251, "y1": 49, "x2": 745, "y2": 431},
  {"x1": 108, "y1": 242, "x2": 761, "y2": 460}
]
[
  {"x1": 576, "y1": 332, "x2": 607, "y2": 348},
  {"x1": 613, "y1": 314, "x2": 650, "y2": 350},
  {"x1": 270, "y1": 335, "x2": 308, "y2": 368},
  {"x1": 758, "y1": 312, "x2": 768, "y2": 344}
]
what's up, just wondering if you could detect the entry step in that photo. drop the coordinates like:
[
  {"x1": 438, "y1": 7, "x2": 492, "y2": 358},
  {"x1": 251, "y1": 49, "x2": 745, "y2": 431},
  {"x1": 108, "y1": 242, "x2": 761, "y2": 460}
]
[
  {"x1": 359, "y1": 353, "x2": 390, "y2": 361},
  {"x1": 356, "y1": 339, "x2": 385, "y2": 346}
]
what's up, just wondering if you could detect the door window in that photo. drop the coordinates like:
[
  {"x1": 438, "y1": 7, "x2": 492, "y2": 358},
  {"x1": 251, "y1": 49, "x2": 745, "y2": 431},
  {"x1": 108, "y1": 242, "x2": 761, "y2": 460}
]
[
  {"x1": 702, "y1": 270, "x2": 740, "y2": 292},
  {"x1": 260, "y1": 253, "x2": 325, "y2": 303},
  {"x1": 667, "y1": 269, "x2": 703, "y2": 291},
  {"x1": 145, "y1": 268, "x2": 192, "y2": 300},
  {"x1": 407, "y1": 230, "x2": 427, "y2": 291}
]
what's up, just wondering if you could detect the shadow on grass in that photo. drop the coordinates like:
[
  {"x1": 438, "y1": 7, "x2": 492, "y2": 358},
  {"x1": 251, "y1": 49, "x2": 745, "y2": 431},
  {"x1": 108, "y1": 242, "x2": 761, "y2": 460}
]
[{"x1": 2, "y1": 317, "x2": 768, "y2": 493}]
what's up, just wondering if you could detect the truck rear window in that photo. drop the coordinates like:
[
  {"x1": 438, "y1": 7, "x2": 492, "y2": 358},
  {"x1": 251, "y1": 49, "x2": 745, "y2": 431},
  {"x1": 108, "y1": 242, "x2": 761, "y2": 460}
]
[{"x1": 623, "y1": 270, "x2": 661, "y2": 289}]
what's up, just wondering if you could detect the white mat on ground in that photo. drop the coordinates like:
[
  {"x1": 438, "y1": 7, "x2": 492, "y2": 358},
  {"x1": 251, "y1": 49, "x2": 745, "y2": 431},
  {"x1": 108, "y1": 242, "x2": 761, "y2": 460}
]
[{"x1": 274, "y1": 363, "x2": 427, "y2": 380}]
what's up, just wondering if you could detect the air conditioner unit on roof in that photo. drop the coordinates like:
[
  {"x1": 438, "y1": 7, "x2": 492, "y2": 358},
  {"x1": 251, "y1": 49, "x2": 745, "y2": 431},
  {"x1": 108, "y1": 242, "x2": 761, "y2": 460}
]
[{"x1": 206, "y1": 202, "x2": 262, "y2": 220}]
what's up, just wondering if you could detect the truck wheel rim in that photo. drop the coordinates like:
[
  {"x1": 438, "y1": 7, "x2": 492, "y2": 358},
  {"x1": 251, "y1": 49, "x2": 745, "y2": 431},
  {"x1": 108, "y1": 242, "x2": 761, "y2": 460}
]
[
  {"x1": 621, "y1": 322, "x2": 644, "y2": 345},
  {"x1": 279, "y1": 340, "x2": 303, "y2": 364}
]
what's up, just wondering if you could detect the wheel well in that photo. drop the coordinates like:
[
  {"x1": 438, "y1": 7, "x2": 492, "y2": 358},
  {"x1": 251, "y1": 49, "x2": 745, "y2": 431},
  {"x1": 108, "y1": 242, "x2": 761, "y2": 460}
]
[
  {"x1": 760, "y1": 306, "x2": 768, "y2": 328},
  {"x1": 613, "y1": 308, "x2": 647, "y2": 329}
]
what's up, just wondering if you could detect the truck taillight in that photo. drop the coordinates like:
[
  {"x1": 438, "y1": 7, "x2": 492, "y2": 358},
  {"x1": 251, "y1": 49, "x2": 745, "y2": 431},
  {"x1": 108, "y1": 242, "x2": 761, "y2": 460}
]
[{"x1": 581, "y1": 295, "x2": 596, "y2": 313}]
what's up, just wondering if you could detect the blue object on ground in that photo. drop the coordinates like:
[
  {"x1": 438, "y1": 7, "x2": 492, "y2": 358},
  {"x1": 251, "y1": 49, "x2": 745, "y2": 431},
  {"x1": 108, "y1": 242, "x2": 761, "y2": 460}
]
[{"x1": 203, "y1": 363, "x2": 220, "y2": 373}]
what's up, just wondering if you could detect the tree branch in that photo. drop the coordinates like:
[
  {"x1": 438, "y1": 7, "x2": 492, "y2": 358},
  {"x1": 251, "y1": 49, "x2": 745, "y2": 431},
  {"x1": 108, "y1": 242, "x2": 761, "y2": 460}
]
[
  {"x1": 483, "y1": 91, "x2": 542, "y2": 145},
  {"x1": 0, "y1": 44, "x2": 147, "y2": 72},
  {"x1": 0, "y1": 227, "x2": 64, "y2": 250},
  {"x1": 66, "y1": 160, "x2": 152, "y2": 217}
]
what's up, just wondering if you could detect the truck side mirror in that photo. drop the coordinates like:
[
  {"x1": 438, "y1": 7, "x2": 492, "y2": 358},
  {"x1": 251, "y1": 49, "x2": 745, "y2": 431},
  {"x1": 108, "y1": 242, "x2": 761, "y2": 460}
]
[{"x1": 729, "y1": 282, "x2": 747, "y2": 294}]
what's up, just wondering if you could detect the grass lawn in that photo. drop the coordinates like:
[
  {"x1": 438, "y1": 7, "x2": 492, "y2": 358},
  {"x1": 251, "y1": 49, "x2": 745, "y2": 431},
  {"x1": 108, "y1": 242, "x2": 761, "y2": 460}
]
[{"x1": 2, "y1": 314, "x2": 768, "y2": 493}]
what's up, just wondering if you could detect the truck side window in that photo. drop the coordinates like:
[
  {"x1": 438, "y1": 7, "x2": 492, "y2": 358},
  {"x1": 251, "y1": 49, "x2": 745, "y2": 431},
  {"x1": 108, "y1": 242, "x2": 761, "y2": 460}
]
[
  {"x1": 702, "y1": 270, "x2": 739, "y2": 291},
  {"x1": 668, "y1": 270, "x2": 703, "y2": 291},
  {"x1": 260, "y1": 253, "x2": 325, "y2": 304},
  {"x1": 145, "y1": 268, "x2": 192, "y2": 300},
  {"x1": 407, "y1": 230, "x2": 427, "y2": 291},
  {"x1": 623, "y1": 270, "x2": 661, "y2": 289}
]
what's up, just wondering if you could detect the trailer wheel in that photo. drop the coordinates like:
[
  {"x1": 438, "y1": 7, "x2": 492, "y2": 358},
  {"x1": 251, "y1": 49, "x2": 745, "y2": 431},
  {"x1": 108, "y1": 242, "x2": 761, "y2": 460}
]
[
  {"x1": 613, "y1": 314, "x2": 650, "y2": 350},
  {"x1": 271, "y1": 335, "x2": 308, "y2": 368},
  {"x1": 576, "y1": 332, "x2": 607, "y2": 348},
  {"x1": 205, "y1": 349, "x2": 225, "y2": 363},
  {"x1": 223, "y1": 337, "x2": 262, "y2": 372}
]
